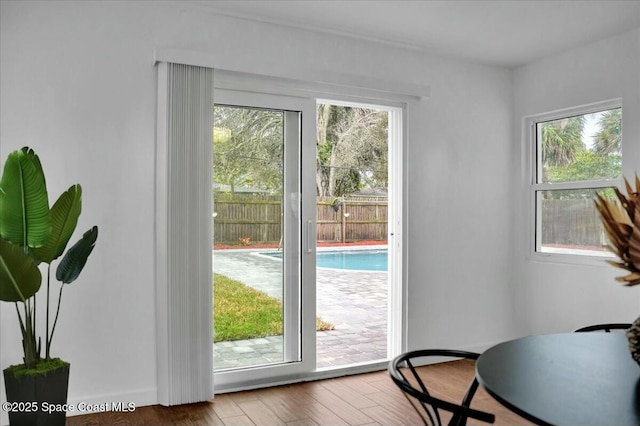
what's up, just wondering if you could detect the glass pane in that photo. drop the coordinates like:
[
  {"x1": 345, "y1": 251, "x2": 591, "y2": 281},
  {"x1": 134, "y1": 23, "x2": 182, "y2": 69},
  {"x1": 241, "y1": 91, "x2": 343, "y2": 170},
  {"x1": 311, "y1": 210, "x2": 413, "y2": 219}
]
[
  {"x1": 212, "y1": 105, "x2": 286, "y2": 371},
  {"x1": 315, "y1": 103, "x2": 389, "y2": 368},
  {"x1": 537, "y1": 108, "x2": 622, "y2": 183},
  {"x1": 537, "y1": 188, "x2": 616, "y2": 256}
]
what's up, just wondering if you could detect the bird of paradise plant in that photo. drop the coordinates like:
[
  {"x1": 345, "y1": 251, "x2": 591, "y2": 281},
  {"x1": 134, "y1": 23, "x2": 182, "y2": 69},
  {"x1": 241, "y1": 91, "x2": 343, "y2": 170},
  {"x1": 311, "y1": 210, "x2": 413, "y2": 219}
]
[
  {"x1": 0, "y1": 147, "x2": 98, "y2": 370},
  {"x1": 594, "y1": 174, "x2": 640, "y2": 286}
]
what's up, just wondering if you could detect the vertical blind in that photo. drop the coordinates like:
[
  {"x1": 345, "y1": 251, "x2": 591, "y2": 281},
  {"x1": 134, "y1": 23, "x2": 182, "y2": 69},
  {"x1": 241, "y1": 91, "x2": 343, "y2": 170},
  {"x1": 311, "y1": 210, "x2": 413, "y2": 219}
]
[{"x1": 155, "y1": 62, "x2": 214, "y2": 405}]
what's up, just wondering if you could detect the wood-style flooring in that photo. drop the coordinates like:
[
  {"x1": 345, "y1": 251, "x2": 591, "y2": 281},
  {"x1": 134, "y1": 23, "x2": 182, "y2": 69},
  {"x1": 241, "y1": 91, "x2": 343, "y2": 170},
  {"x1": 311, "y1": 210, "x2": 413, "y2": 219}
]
[{"x1": 66, "y1": 360, "x2": 534, "y2": 425}]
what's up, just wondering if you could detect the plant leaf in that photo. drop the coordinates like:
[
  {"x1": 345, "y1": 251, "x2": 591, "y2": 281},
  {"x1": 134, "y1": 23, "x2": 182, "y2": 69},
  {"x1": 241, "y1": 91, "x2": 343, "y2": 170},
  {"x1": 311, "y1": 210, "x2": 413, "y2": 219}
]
[
  {"x1": 0, "y1": 238, "x2": 41, "y2": 302},
  {"x1": 56, "y1": 226, "x2": 98, "y2": 284},
  {"x1": 0, "y1": 147, "x2": 51, "y2": 248},
  {"x1": 32, "y1": 185, "x2": 82, "y2": 264},
  {"x1": 629, "y1": 209, "x2": 640, "y2": 268}
]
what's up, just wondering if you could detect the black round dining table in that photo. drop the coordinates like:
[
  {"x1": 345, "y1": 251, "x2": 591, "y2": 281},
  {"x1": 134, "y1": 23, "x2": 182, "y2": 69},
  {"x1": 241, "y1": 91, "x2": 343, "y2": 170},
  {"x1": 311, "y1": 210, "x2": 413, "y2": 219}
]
[{"x1": 475, "y1": 332, "x2": 640, "y2": 426}]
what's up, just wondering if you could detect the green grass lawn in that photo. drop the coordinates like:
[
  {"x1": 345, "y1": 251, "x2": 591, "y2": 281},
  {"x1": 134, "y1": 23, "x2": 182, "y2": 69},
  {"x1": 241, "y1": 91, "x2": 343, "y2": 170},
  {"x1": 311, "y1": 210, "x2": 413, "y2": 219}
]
[{"x1": 214, "y1": 273, "x2": 333, "y2": 342}]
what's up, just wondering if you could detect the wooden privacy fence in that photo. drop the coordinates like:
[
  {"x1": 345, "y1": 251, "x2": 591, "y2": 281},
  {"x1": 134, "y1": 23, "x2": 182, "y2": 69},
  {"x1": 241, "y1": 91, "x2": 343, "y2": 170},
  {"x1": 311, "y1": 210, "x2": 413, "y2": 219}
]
[
  {"x1": 213, "y1": 194, "x2": 388, "y2": 244},
  {"x1": 540, "y1": 198, "x2": 606, "y2": 248},
  {"x1": 317, "y1": 196, "x2": 387, "y2": 243},
  {"x1": 214, "y1": 195, "x2": 606, "y2": 248}
]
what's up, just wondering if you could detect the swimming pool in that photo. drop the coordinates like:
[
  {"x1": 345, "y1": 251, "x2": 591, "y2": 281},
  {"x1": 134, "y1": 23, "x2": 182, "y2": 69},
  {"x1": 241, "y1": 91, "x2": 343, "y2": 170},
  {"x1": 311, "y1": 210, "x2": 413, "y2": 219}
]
[
  {"x1": 261, "y1": 249, "x2": 388, "y2": 272},
  {"x1": 318, "y1": 249, "x2": 387, "y2": 271}
]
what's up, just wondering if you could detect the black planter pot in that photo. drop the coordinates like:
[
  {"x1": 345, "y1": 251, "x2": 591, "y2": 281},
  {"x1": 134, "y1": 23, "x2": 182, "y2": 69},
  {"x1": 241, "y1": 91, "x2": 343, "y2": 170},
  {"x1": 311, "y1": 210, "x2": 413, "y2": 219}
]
[{"x1": 3, "y1": 363, "x2": 70, "y2": 426}]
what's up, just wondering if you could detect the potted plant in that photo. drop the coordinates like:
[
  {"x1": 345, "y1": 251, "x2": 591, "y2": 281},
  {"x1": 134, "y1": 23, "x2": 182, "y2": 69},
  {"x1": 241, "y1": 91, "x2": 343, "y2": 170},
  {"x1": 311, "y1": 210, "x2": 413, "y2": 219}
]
[
  {"x1": 594, "y1": 174, "x2": 640, "y2": 363},
  {"x1": 0, "y1": 147, "x2": 98, "y2": 426}
]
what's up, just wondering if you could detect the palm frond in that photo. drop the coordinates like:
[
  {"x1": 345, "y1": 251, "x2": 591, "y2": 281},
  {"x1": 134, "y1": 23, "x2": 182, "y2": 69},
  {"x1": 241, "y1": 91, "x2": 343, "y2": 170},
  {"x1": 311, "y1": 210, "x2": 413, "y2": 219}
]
[{"x1": 595, "y1": 174, "x2": 640, "y2": 286}]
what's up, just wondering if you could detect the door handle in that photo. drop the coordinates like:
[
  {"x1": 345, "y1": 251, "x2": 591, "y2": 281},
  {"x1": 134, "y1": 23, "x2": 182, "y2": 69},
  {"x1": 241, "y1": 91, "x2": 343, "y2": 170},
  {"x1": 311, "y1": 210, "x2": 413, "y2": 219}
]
[{"x1": 306, "y1": 219, "x2": 313, "y2": 253}]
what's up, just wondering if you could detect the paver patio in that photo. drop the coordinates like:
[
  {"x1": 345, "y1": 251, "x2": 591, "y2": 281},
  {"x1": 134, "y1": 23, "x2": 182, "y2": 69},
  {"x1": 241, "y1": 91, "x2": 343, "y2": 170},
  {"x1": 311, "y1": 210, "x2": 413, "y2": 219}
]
[{"x1": 212, "y1": 248, "x2": 388, "y2": 370}]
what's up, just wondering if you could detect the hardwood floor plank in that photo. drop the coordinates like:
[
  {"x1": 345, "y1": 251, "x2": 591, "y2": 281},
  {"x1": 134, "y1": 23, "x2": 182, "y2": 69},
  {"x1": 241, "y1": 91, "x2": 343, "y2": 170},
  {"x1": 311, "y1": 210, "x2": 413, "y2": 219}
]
[
  {"x1": 227, "y1": 389, "x2": 262, "y2": 404},
  {"x1": 212, "y1": 394, "x2": 246, "y2": 419},
  {"x1": 355, "y1": 370, "x2": 388, "y2": 383},
  {"x1": 361, "y1": 404, "x2": 421, "y2": 426},
  {"x1": 221, "y1": 414, "x2": 255, "y2": 426},
  {"x1": 169, "y1": 402, "x2": 226, "y2": 425},
  {"x1": 249, "y1": 389, "x2": 308, "y2": 423},
  {"x1": 336, "y1": 374, "x2": 382, "y2": 395},
  {"x1": 365, "y1": 389, "x2": 424, "y2": 425},
  {"x1": 318, "y1": 379, "x2": 378, "y2": 409},
  {"x1": 298, "y1": 385, "x2": 375, "y2": 425},
  {"x1": 301, "y1": 402, "x2": 351, "y2": 426},
  {"x1": 250, "y1": 383, "x2": 350, "y2": 426},
  {"x1": 236, "y1": 399, "x2": 285, "y2": 426},
  {"x1": 285, "y1": 417, "x2": 319, "y2": 426}
]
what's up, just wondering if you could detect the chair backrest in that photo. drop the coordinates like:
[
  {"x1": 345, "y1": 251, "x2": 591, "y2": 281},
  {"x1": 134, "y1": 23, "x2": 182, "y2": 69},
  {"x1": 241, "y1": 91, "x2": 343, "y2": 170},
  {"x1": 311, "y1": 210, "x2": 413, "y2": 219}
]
[
  {"x1": 388, "y1": 349, "x2": 495, "y2": 426},
  {"x1": 574, "y1": 323, "x2": 632, "y2": 333}
]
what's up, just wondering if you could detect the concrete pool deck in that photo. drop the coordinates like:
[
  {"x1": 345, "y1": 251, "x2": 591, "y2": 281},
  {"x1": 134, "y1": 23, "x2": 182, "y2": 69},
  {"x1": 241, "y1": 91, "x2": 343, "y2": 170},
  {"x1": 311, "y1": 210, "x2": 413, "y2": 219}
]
[{"x1": 213, "y1": 247, "x2": 388, "y2": 370}]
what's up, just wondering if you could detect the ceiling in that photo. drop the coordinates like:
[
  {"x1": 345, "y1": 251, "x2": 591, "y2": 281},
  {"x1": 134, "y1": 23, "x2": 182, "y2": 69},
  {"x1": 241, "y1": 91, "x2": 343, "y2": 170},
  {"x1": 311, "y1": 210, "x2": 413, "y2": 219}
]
[{"x1": 197, "y1": 0, "x2": 640, "y2": 68}]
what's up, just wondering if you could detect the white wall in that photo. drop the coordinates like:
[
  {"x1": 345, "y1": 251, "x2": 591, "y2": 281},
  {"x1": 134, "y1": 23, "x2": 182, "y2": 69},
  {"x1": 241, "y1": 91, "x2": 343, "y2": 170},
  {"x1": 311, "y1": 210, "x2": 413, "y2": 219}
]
[
  {"x1": 0, "y1": 0, "x2": 515, "y2": 417},
  {"x1": 512, "y1": 29, "x2": 640, "y2": 335},
  {"x1": 405, "y1": 64, "x2": 517, "y2": 350}
]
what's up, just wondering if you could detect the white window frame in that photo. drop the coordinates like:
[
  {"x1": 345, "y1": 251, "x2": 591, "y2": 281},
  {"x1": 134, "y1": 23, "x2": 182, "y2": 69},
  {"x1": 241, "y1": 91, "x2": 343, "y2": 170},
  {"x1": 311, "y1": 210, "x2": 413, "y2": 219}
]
[{"x1": 527, "y1": 99, "x2": 622, "y2": 264}]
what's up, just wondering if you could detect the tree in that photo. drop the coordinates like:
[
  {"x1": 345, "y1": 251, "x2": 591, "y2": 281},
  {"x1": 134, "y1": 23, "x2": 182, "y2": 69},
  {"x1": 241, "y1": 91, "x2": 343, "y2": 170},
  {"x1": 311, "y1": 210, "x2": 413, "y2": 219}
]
[
  {"x1": 541, "y1": 116, "x2": 585, "y2": 168},
  {"x1": 592, "y1": 109, "x2": 622, "y2": 155},
  {"x1": 546, "y1": 150, "x2": 621, "y2": 183},
  {"x1": 213, "y1": 106, "x2": 283, "y2": 195},
  {"x1": 316, "y1": 104, "x2": 388, "y2": 197},
  {"x1": 214, "y1": 103, "x2": 389, "y2": 198}
]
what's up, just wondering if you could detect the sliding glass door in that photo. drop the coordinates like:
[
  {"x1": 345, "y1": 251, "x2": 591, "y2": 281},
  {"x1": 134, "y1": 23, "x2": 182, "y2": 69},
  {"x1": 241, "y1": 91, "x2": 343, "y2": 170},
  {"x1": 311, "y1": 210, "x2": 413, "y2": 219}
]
[
  {"x1": 211, "y1": 85, "x2": 404, "y2": 391},
  {"x1": 213, "y1": 90, "x2": 316, "y2": 390}
]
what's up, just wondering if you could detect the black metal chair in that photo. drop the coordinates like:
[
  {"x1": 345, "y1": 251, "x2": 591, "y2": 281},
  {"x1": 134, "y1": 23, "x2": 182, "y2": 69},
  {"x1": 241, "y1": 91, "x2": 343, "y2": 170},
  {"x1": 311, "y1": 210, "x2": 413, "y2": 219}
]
[
  {"x1": 388, "y1": 349, "x2": 495, "y2": 426},
  {"x1": 574, "y1": 323, "x2": 632, "y2": 332}
]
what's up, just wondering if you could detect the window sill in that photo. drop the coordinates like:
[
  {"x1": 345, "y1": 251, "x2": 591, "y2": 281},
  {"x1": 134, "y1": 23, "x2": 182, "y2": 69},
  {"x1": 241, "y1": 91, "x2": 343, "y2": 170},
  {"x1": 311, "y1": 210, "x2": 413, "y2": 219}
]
[{"x1": 527, "y1": 248, "x2": 615, "y2": 267}]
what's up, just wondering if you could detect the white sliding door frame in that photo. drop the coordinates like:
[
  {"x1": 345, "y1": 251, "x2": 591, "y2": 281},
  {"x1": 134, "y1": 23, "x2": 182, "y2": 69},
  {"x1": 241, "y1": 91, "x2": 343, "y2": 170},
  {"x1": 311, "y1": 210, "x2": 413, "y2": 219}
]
[{"x1": 213, "y1": 89, "x2": 317, "y2": 392}]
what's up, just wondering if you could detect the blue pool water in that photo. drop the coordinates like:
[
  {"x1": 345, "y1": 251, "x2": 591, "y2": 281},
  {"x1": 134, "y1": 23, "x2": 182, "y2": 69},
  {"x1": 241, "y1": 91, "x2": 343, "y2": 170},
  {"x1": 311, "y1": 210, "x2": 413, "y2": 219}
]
[
  {"x1": 262, "y1": 249, "x2": 388, "y2": 271},
  {"x1": 318, "y1": 250, "x2": 388, "y2": 271}
]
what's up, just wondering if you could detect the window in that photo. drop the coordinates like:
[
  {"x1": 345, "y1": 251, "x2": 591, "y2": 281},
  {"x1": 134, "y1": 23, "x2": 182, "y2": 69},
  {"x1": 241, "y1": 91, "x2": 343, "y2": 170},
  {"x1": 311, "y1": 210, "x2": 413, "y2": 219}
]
[{"x1": 530, "y1": 101, "x2": 622, "y2": 257}]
